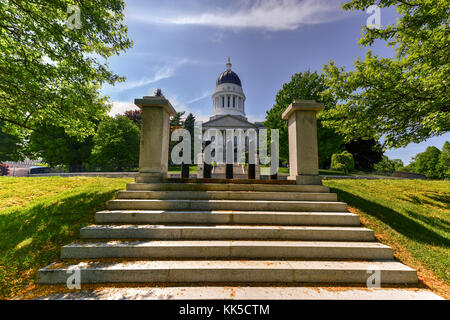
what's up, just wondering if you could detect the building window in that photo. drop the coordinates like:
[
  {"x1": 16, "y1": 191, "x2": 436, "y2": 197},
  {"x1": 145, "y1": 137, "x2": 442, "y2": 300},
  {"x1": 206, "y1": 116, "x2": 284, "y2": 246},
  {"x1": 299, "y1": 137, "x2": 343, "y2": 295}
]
[
  {"x1": 233, "y1": 96, "x2": 236, "y2": 108},
  {"x1": 222, "y1": 96, "x2": 225, "y2": 107},
  {"x1": 228, "y1": 96, "x2": 230, "y2": 107}
]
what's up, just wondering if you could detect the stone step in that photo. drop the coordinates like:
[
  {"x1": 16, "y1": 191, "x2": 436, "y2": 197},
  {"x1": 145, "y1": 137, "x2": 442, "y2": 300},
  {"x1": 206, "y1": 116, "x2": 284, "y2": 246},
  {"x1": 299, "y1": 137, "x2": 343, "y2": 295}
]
[
  {"x1": 81, "y1": 225, "x2": 375, "y2": 241},
  {"x1": 127, "y1": 183, "x2": 329, "y2": 193},
  {"x1": 117, "y1": 191, "x2": 338, "y2": 201},
  {"x1": 107, "y1": 199, "x2": 348, "y2": 212},
  {"x1": 96, "y1": 210, "x2": 361, "y2": 226},
  {"x1": 61, "y1": 240, "x2": 392, "y2": 259},
  {"x1": 37, "y1": 260, "x2": 417, "y2": 285}
]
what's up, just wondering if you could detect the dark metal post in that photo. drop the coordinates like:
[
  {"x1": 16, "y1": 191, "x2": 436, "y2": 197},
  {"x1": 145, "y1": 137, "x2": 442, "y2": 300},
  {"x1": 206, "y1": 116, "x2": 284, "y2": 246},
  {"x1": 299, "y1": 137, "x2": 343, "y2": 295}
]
[
  {"x1": 248, "y1": 164, "x2": 256, "y2": 179},
  {"x1": 226, "y1": 164, "x2": 233, "y2": 179},
  {"x1": 181, "y1": 163, "x2": 190, "y2": 179},
  {"x1": 203, "y1": 141, "x2": 212, "y2": 179}
]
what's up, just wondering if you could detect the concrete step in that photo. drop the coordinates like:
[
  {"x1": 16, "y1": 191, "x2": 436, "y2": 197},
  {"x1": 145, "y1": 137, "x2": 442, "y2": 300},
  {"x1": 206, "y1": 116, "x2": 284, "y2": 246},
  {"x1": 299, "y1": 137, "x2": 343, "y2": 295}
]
[
  {"x1": 117, "y1": 190, "x2": 338, "y2": 201},
  {"x1": 107, "y1": 199, "x2": 348, "y2": 212},
  {"x1": 81, "y1": 225, "x2": 375, "y2": 241},
  {"x1": 127, "y1": 183, "x2": 329, "y2": 193},
  {"x1": 96, "y1": 210, "x2": 361, "y2": 226},
  {"x1": 37, "y1": 260, "x2": 417, "y2": 284},
  {"x1": 61, "y1": 240, "x2": 392, "y2": 259}
]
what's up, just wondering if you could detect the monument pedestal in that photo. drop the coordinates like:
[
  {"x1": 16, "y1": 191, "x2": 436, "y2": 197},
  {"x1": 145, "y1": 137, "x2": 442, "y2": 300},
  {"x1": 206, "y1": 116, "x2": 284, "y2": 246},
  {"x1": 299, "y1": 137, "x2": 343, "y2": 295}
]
[
  {"x1": 134, "y1": 96, "x2": 176, "y2": 183},
  {"x1": 282, "y1": 100, "x2": 324, "y2": 185}
]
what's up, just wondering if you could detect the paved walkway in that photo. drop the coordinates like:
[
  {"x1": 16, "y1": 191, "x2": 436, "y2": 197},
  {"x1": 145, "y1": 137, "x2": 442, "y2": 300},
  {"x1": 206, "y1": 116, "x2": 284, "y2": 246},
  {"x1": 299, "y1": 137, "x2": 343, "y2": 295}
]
[{"x1": 32, "y1": 286, "x2": 443, "y2": 300}]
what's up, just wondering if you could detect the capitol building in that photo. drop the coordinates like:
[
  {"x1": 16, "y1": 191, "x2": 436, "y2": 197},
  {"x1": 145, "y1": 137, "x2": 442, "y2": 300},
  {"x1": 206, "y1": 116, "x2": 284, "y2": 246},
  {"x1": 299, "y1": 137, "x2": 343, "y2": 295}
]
[{"x1": 202, "y1": 58, "x2": 264, "y2": 163}]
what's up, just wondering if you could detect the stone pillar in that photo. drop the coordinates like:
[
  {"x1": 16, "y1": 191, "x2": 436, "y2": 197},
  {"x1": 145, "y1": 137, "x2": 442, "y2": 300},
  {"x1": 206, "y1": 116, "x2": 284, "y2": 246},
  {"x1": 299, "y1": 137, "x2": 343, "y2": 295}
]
[
  {"x1": 282, "y1": 100, "x2": 324, "y2": 185},
  {"x1": 134, "y1": 96, "x2": 176, "y2": 183}
]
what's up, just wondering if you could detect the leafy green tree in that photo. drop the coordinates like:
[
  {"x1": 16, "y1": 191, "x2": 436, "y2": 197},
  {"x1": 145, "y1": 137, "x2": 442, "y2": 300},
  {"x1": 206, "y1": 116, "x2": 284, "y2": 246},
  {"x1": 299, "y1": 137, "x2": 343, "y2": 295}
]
[
  {"x1": 26, "y1": 125, "x2": 94, "y2": 172},
  {"x1": 0, "y1": 121, "x2": 23, "y2": 162},
  {"x1": 343, "y1": 138, "x2": 383, "y2": 171},
  {"x1": 410, "y1": 146, "x2": 441, "y2": 179},
  {"x1": 0, "y1": 0, "x2": 132, "y2": 138},
  {"x1": 331, "y1": 151, "x2": 355, "y2": 174},
  {"x1": 322, "y1": 0, "x2": 449, "y2": 148},
  {"x1": 264, "y1": 70, "x2": 343, "y2": 166},
  {"x1": 170, "y1": 112, "x2": 186, "y2": 127},
  {"x1": 374, "y1": 156, "x2": 404, "y2": 174},
  {"x1": 436, "y1": 141, "x2": 450, "y2": 179},
  {"x1": 90, "y1": 116, "x2": 140, "y2": 171}
]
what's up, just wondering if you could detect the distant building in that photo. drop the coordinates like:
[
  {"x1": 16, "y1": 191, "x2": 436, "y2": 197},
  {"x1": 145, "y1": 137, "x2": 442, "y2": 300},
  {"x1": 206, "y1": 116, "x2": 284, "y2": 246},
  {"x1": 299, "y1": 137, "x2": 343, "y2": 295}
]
[{"x1": 202, "y1": 58, "x2": 264, "y2": 163}]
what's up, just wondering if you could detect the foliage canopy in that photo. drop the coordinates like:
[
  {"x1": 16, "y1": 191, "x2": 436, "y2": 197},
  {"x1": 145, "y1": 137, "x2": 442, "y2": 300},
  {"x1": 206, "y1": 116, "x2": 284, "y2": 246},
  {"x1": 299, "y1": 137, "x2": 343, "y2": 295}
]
[
  {"x1": 322, "y1": 0, "x2": 449, "y2": 148},
  {"x1": 0, "y1": 0, "x2": 132, "y2": 138}
]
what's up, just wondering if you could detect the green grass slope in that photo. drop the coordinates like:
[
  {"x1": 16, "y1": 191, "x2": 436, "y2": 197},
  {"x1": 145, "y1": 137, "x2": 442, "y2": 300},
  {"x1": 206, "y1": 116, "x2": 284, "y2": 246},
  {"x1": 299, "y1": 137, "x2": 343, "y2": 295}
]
[
  {"x1": 324, "y1": 179, "x2": 449, "y2": 298},
  {"x1": 0, "y1": 177, "x2": 132, "y2": 299}
]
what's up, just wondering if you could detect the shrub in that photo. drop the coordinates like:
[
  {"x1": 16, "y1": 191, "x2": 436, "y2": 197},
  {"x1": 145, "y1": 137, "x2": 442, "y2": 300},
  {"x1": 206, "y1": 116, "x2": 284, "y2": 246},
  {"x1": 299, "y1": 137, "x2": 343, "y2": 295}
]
[
  {"x1": 331, "y1": 151, "x2": 354, "y2": 174},
  {"x1": 0, "y1": 163, "x2": 10, "y2": 176},
  {"x1": 374, "y1": 156, "x2": 404, "y2": 174}
]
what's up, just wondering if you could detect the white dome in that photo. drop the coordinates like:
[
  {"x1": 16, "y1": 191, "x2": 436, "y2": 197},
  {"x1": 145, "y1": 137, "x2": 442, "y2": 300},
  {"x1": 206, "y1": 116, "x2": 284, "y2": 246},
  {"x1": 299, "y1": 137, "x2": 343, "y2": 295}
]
[{"x1": 211, "y1": 58, "x2": 246, "y2": 119}]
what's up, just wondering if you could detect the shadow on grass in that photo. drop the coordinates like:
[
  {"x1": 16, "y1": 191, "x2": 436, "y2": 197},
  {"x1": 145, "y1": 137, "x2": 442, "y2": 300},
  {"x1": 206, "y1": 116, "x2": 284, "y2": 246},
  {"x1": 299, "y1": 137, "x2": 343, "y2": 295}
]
[
  {"x1": 328, "y1": 187, "x2": 450, "y2": 248},
  {"x1": 0, "y1": 188, "x2": 120, "y2": 299},
  {"x1": 404, "y1": 193, "x2": 450, "y2": 210}
]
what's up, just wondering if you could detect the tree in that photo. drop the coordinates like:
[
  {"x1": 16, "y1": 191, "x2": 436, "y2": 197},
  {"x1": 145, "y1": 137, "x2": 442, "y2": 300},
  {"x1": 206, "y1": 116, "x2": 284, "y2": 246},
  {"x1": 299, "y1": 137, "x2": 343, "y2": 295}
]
[
  {"x1": 322, "y1": 0, "x2": 449, "y2": 148},
  {"x1": 343, "y1": 138, "x2": 383, "y2": 171},
  {"x1": 124, "y1": 110, "x2": 142, "y2": 127},
  {"x1": 410, "y1": 146, "x2": 441, "y2": 179},
  {"x1": 436, "y1": 141, "x2": 449, "y2": 179},
  {"x1": 90, "y1": 116, "x2": 140, "y2": 171},
  {"x1": 331, "y1": 151, "x2": 355, "y2": 174},
  {"x1": 26, "y1": 125, "x2": 94, "y2": 172},
  {"x1": 374, "y1": 156, "x2": 404, "y2": 174},
  {"x1": 0, "y1": 1, "x2": 132, "y2": 138},
  {"x1": 170, "y1": 112, "x2": 186, "y2": 128},
  {"x1": 183, "y1": 113, "x2": 196, "y2": 163},
  {"x1": 264, "y1": 70, "x2": 343, "y2": 166},
  {"x1": 0, "y1": 121, "x2": 23, "y2": 162}
]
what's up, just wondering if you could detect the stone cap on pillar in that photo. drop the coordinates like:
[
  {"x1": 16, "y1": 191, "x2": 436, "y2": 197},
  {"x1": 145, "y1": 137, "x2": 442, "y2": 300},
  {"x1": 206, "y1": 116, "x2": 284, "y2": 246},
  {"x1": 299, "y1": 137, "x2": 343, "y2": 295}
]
[
  {"x1": 282, "y1": 100, "x2": 324, "y2": 120},
  {"x1": 134, "y1": 96, "x2": 177, "y2": 116}
]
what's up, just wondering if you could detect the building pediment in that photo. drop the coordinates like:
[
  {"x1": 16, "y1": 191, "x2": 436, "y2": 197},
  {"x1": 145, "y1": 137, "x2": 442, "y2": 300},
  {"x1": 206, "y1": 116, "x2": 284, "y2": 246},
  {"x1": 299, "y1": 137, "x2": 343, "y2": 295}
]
[{"x1": 203, "y1": 115, "x2": 258, "y2": 129}]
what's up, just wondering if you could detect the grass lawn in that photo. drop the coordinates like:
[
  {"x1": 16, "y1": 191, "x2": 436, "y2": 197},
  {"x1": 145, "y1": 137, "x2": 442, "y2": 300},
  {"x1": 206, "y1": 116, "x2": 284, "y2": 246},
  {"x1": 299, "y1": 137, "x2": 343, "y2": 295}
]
[
  {"x1": 323, "y1": 179, "x2": 450, "y2": 298},
  {"x1": 0, "y1": 176, "x2": 132, "y2": 299},
  {"x1": 1, "y1": 176, "x2": 448, "y2": 299}
]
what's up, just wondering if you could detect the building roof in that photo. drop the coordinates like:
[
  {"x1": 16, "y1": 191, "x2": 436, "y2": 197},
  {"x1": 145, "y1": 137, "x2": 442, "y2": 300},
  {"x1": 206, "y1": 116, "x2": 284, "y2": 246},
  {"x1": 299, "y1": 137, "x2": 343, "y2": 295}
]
[{"x1": 216, "y1": 69, "x2": 242, "y2": 87}]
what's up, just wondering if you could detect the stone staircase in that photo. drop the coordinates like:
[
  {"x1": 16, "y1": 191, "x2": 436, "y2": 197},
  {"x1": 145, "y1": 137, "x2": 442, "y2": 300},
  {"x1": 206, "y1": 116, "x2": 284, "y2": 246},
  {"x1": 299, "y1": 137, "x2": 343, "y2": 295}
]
[{"x1": 37, "y1": 181, "x2": 418, "y2": 286}]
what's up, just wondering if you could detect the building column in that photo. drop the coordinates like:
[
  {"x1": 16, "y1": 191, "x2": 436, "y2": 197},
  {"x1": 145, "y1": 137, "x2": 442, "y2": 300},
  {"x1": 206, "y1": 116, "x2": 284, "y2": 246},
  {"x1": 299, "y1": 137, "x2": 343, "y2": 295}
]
[
  {"x1": 282, "y1": 100, "x2": 324, "y2": 185},
  {"x1": 134, "y1": 96, "x2": 176, "y2": 183}
]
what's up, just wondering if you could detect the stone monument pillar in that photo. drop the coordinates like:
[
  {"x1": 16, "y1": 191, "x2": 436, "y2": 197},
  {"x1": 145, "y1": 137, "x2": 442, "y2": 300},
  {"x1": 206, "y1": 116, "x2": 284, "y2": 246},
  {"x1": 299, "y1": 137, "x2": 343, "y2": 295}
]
[
  {"x1": 282, "y1": 100, "x2": 324, "y2": 185},
  {"x1": 134, "y1": 95, "x2": 176, "y2": 183}
]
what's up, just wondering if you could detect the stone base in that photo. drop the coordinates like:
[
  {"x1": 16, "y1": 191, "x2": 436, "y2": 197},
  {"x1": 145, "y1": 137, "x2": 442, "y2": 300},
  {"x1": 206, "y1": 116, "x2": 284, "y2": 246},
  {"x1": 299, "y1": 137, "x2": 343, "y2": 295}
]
[
  {"x1": 135, "y1": 172, "x2": 165, "y2": 183},
  {"x1": 288, "y1": 175, "x2": 322, "y2": 185}
]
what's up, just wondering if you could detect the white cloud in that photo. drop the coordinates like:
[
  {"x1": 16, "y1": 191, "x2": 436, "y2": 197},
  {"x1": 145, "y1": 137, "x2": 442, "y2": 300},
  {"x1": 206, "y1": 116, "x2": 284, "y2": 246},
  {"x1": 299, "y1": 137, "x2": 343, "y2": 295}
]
[
  {"x1": 132, "y1": 0, "x2": 345, "y2": 31},
  {"x1": 108, "y1": 101, "x2": 138, "y2": 116},
  {"x1": 104, "y1": 59, "x2": 190, "y2": 93},
  {"x1": 186, "y1": 90, "x2": 212, "y2": 104},
  {"x1": 168, "y1": 96, "x2": 211, "y2": 122}
]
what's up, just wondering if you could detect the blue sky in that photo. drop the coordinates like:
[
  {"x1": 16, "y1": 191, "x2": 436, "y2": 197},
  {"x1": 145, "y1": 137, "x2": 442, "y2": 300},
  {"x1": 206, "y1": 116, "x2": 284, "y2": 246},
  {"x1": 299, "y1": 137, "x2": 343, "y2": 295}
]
[{"x1": 103, "y1": 0, "x2": 449, "y2": 165}]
